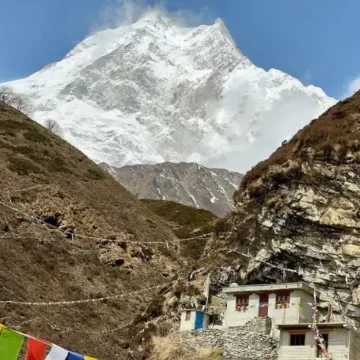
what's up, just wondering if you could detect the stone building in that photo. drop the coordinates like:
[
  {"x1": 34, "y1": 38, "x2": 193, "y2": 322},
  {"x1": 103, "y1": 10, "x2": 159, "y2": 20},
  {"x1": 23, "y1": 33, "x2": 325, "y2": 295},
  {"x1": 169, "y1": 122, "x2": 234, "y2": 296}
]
[
  {"x1": 178, "y1": 281, "x2": 360, "y2": 359},
  {"x1": 223, "y1": 282, "x2": 318, "y2": 337},
  {"x1": 277, "y1": 322, "x2": 360, "y2": 360}
]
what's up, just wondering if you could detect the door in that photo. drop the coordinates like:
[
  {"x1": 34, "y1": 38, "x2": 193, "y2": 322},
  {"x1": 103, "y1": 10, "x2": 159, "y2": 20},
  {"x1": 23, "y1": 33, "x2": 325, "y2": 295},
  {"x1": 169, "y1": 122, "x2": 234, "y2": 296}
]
[
  {"x1": 195, "y1": 311, "x2": 204, "y2": 330},
  {"x1": 258, "y1": 293, "x2": 269, "y2": 317}
]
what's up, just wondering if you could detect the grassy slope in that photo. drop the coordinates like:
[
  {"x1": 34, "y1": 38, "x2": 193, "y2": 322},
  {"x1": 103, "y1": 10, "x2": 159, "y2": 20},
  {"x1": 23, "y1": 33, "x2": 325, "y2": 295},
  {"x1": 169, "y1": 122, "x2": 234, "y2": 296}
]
[
  {"x1": 141, "y1": 199, "x2": 218, "y2": 263},
  {"x1": 140, "y1": 199, "x2": 218, "y2": 238},
  {"x1": 0, "y1": 103, "x2": 182, "y2": 359}
]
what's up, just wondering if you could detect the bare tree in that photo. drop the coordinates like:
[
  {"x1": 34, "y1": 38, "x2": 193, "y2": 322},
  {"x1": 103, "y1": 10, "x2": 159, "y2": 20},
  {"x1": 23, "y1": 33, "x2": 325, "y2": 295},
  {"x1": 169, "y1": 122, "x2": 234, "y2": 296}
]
[
  {"x1": 0, "y1": 86, "x2": 33, "y2": 115},
  {"x1": 44, "y1": 119, "x2": 64, "y2": 138},
  {"x1": 0, "y1": 86, "x2": 16, "y2": 106}
]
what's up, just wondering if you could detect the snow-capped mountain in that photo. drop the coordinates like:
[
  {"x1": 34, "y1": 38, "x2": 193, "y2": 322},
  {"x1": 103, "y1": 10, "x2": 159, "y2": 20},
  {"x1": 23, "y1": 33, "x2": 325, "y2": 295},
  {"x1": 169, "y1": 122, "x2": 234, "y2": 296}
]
[
  {"x1": 3, "y1": 12, "x2": 337, "y2": 172},
  {"x1": 100, "y1": 161, "x2": 243, "y2": 217}
]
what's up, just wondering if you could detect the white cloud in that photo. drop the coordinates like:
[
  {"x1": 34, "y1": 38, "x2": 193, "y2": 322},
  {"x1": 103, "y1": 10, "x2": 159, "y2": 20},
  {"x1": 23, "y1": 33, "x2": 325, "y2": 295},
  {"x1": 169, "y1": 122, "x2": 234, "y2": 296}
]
[
  {"x1": 302, "y1": 70, "x2": 312, "y2": 85},
  {"x1": 90, "y1": 0, "x2": 212, "y2": 35},
  {"x1": 342, "y1": 74, "x2": 360, "y2": 99}
]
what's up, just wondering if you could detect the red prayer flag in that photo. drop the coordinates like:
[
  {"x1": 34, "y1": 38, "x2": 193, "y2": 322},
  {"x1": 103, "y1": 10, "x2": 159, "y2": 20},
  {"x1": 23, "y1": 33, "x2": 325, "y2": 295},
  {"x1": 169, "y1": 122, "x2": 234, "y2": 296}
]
[{"x1": 25, "y1": 338, "x2": 47, "y2": 360}]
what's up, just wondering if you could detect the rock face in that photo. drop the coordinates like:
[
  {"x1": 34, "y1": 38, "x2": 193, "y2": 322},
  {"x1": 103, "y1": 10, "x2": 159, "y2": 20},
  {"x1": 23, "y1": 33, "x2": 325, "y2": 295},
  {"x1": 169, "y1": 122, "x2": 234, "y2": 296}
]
[
  {"x1": 100, "y1": 161, "x2": 242, "y2": 217},
  {"x1": 3, "y1": 12, "x2": 335, "y2": 172},
  {"x1": 209, "y1": 92, "x2": 360, "y2": 323}
]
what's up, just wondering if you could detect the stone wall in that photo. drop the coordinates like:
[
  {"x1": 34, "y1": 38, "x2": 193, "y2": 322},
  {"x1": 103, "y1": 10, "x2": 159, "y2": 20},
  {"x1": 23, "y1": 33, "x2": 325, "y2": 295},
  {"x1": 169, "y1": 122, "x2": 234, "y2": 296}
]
[{"x1": 176, "y1": 317, "x2": 278, "y2": 359}]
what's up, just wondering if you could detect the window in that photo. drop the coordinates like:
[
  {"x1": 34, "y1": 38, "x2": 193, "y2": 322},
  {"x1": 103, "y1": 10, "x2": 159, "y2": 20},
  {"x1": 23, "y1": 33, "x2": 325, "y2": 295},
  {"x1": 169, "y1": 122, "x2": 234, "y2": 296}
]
[
  {"x1": 235, "y1": 295, "x2": 249, "y2": 311},
  {"x1": 316, "y1": 333, "x2": 329, "y2": 357},
  {"x1": 185, "y1": 311, "x2": 191, "y2": 321},
  {"x1": 290, "y1": 334, "x2": 305, "y2": 346},
  {"x1": 275, "y1": 290, "x2": 291, "y2": 308}
]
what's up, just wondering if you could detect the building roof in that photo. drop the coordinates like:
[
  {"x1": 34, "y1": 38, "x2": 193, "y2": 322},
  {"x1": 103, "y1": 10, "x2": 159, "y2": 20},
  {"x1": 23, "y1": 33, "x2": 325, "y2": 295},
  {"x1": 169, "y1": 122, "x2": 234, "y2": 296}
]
[
  {"x1": 277, "y1": 322, "x2": 347, "y2": 330},
  {"x1": 223, "y1": 282, "x2": 317, "y2": 296},
  {"x1": 181, "y1": 309, "x2": 209, "y2": 314}
]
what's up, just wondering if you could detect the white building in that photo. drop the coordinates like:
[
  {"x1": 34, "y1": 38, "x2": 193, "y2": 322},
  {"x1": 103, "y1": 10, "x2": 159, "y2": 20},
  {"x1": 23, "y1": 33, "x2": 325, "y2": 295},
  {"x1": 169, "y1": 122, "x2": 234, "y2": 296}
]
[
  {"x1": 277, "y1": 322, "x2": 360, "y2": 360},
  {"x1": 179, "y1": 309, "x2": 210, "y2": 331},
  {"x1": 223, "y1": 282, "x2": 319, "y2": 337}
]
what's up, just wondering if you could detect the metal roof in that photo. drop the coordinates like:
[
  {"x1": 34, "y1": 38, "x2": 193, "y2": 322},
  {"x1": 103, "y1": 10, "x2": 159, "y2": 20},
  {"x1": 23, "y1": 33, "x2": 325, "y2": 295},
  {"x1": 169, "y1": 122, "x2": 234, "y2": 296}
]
[
  {"x1": 223, "y1": 282, "x2": 317, "y2": 296},
  {"x1": 277, "y1": 322, "x2": 347, "y2": 329}
]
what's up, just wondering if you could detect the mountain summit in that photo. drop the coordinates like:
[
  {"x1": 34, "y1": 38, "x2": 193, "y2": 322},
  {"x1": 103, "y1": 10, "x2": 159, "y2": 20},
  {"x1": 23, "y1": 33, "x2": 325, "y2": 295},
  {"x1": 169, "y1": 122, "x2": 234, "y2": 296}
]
[{"x1": 3, "y1": 13, "x2": 336, "y2": 172}]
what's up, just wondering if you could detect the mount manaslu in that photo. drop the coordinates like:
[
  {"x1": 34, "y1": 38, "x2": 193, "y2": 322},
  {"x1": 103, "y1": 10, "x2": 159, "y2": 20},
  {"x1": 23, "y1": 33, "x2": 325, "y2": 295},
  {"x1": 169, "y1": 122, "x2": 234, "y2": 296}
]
[{"x1": 3, "y1": 12, "x2": 336, "y2": 172}]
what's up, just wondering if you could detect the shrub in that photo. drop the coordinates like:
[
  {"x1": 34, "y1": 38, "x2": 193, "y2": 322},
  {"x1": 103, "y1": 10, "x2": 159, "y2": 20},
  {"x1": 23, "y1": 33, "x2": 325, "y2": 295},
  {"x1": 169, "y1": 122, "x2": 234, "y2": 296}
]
[
  {"x1": 150, "y1": 336, "x2": 223, "y2": 360},
  {"x1": 86, "y1": 167, "x2": 106, "y2": 180},
  {"x1": 7, "y1": 154, "x2": 43, "y2": 175},
  {"x1": 238, "y1": 93, "x2": 360, "y2": 204},
  {"x1": 23, "y1": 130, "x2": 50, "y2": 144}
]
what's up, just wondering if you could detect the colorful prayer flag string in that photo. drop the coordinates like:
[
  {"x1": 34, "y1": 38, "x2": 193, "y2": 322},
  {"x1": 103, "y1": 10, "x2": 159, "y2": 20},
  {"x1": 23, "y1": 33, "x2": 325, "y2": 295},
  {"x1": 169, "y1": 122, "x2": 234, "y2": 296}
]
[{"x1": 0, "y1": 324, "x2": 98, "y2": 360}]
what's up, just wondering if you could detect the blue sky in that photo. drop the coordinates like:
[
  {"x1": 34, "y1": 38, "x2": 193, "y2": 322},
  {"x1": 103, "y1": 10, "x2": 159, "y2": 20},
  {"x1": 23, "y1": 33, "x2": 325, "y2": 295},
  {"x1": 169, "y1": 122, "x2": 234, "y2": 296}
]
[{"x1": 1, "y1": 0, "x2": 360, "y2": 99}]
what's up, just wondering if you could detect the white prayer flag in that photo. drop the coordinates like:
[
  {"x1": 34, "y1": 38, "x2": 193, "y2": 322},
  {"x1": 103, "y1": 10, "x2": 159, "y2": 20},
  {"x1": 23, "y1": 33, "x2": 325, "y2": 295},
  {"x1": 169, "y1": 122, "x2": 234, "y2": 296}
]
[
  {"x1": 45, "y1": 344, "x2": 69, "y2": 360},
  {"x1": 203, "y1": 274, "x2": 210, "y2": 300}
]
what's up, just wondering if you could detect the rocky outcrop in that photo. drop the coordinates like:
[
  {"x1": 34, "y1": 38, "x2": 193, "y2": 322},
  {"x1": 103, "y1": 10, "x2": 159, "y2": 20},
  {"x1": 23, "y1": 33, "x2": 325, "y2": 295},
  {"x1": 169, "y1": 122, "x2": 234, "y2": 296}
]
[
  {"x1": 207, "y1": 93, "x2": 360, "y2": 323},
  {"x1": 100, "y1": 162, "x2": 242, "y2": 217}
]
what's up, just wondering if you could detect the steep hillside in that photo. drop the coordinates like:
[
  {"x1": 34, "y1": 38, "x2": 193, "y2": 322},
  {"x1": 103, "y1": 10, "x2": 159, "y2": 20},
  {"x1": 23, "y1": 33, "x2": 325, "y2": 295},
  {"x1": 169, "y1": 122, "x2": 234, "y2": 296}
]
[
  {"x1": 207, "y1": 92, "x2": 360, "y2": 320},
  {"x1": 3, "y1": 12, "x2": 335, "y2": 172},
  {"x1": 0, "y1": 103, "x2": 182, "y2": 359},
  {"x1": 101, "y1": 161, "x2": 242, "y2": 217},
  {"x1": 141, "y1": 199, "x2": 217, "y2": 238},
  {"x1": 141, "y1": 199, "x2": 217, "y2": 265}
]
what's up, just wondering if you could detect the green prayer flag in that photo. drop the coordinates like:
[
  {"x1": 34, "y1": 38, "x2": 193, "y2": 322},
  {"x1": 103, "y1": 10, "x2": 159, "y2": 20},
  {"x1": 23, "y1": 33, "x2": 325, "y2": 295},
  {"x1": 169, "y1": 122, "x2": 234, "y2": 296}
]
[{"x1": 0, "y1": 329, "x2": 25, "y2": 360}]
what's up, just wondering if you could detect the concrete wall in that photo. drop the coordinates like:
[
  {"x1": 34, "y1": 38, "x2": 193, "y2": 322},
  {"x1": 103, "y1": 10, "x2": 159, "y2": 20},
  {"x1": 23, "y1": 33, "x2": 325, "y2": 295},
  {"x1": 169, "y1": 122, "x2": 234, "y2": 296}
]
[
  {"x1": 180, "y1": 310, "x2": 196, "y2": 331},
  {"x1": 298, "y1": 291, "x2": 314, "y2": 323},
  {"x1": 203, "y1": 312, "x2": 210, "y2": 329},
  {"x1": 328, "y1": 328, "x2": 349, "y2": 359},
  {"x1": 349, "y1": 329, "x2": 360, "y2": 360},
  {"x1": 224, "y1": 293, "x2": 259, "y2": 327},
  {"x1": 278, "y1": 328, "x2": 350, "y2": 360},
  {"x1": 268, "y1": 290, "x2": 300, "y2": 324}
]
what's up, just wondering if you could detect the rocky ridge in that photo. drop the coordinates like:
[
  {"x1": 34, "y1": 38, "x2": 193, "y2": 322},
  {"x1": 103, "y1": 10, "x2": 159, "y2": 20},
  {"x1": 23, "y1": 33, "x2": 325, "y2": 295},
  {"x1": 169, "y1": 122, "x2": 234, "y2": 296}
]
[{"x1": 101, "y1": 161, "x2": 242, "y2": 217}]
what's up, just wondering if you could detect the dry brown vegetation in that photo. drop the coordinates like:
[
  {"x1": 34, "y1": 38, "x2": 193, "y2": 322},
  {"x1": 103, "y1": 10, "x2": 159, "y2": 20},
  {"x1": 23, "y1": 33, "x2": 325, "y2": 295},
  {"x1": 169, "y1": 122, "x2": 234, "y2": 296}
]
[
  {"x1": 0, "y1": 103, "x2": 185, "y2": 359},
  {"x1": 235, "y1": 93, "x2": 360, "y2": 204},
  {"x1": 150, "y1": 335, "x2": 222, "y2": 360}
]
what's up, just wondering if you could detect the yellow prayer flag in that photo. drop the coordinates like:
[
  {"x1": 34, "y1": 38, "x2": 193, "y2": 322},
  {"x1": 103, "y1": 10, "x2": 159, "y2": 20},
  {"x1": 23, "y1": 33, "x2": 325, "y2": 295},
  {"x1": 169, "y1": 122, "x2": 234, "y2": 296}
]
[{"x1": 84, "y1": 356, "x2": 97, "y2": 360}]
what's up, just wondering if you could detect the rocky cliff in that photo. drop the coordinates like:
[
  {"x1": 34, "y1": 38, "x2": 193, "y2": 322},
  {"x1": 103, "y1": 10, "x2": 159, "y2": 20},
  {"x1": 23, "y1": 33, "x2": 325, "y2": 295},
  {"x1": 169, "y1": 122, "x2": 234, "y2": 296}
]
[
  {"x1": 207, "y1": 92, "x2": 360, "y2": 323},
  {"x1": 101, "y1": 161, "x2": 242, "y2": 217}
]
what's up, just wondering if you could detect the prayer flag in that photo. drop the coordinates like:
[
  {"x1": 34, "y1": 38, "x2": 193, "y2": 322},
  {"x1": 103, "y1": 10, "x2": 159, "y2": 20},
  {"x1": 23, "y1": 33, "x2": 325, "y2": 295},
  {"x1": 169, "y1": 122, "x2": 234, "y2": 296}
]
[
  {"x1": 25, "y1": 338, "x2": 47, "y2": 360},
  {"x1": 68, "y1": 351, "x2": 84, "y2": 360},
  {"x1": 45, "y1": 344, "x2": 68, "y2": 360},
  {"x1": 0, "y1": 328, "x2": 25, "y2": 360},
  {"x1": 84, "y1": 357, "x2": 97, "y2": 360}
]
